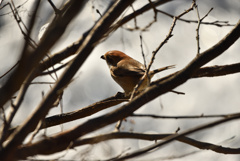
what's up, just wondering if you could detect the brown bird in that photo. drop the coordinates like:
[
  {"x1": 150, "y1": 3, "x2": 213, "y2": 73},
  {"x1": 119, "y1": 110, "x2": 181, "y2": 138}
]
[{"x1": 101, "y1": 50, "x2": 174, "y2": 96}]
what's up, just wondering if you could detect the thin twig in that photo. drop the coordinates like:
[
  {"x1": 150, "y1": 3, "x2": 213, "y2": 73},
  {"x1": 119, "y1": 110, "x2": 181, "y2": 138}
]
[
  {"x1": 156, "y1": 9, "x2": 233, "y2": 27},
  {"x1": 195, "y1": 3, "x2": 213, "y2": 55},
  {"x1": 123, "y1": 0, "x2": 158, "y2": 32},
  {"x1": 27, "y1": 120, "x2": 43, "y2": 144},
  {"x1": 30, "y1": 82, "x2": 55, "y2": 84},
  {"x1": 10, "y1": 0, "x2": 38, "y2": 48},
  {"x1": 0, "y1": 61, "x2": 19, "y2": 79},
  {"x1": 96, "y1": 9, "x2": 102, "y2": 17},
  {"x1": 147, "y1": 1, "x2": 195, "y2": 74},
  {"x1": 130, "y1": 1, "x2": 195, "y2": 100},
  {"x1": 43, "y1": 54, "x2": 60, "y2": 81},
  {"x1": 139, "y1": 34, "x2": 147, "y2": 70},
  {"x1": 0, "y1": 0, "x2": 29, "y2": 16},
  {"x1": 131, "y1": 112, "x2": 240, "y2": 119},
  {"x1": 47, "y1": 0, "x2": 60, "y2": 14},
  {"x1": 130, "y1": 4, "x2": 139, "y2": 29},
  {"x1": 40, "y1": 62, "x2": 69, "y2": 76},
  {"x1": 114, "y1": 120, "x2": 123, "y2": 132},
  {"x1": 195, "y1": 3, "x2": 201, "y2": 55},
  {"x1": 145, "y1": 0, "x2": 158, "y2": 30}
]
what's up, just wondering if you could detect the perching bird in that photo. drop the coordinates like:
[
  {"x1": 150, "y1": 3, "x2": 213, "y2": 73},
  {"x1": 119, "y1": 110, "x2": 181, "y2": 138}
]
[{"x1": 101, "y1": 50, "x2": 174, "y2": 96}]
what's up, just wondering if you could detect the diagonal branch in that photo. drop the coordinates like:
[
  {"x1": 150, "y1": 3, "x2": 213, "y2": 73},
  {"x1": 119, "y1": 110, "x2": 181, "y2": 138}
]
[
  {"x1": 71, "y1": 132, "x2": 240, "y2": 154},
  {"x1": 114, "y1": 114, "x2": 240, "y2": 160}
]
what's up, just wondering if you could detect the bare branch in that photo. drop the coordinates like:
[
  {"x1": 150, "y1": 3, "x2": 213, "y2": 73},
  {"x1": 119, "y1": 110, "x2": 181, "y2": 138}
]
[
  {"x1": 47, "y1": 0, "x2": 60, "y2": 14},
  {"x1": 0, "y1": 0, "x2": 29, "y2": 16},
  {"x1": 73, "y1": 132, "x2": 240, "y2": 154},
  {"x1": 195, "y1": 4, "x2": 213, "y2": 55},
  {"x1": 156, "y1": 9, "x2": 234, "y2": 27},
  {"x1": 0, "y1": 61, "x2": 19, "y2": 79},
  {"x1": 193, "y1": 63, "x2": 240, "y2": 78},
  {"x1": 17, "y1": 130, "x2": 240, "y2": 158},
  {"x1": 131, "y1": 112, "x2": 240, "y2": 119},
  {"x1": 147, "y1": 1, "x2": 196, "y2": 74},
  {"x1": 113, "y1": 113, "x2": 240, "y2": 160}
]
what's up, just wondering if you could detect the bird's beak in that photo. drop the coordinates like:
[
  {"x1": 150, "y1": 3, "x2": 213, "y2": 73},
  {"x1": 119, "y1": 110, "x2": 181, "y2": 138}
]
[{"x1": 100, "y1": 55, "x2": 105, "y2": 60}]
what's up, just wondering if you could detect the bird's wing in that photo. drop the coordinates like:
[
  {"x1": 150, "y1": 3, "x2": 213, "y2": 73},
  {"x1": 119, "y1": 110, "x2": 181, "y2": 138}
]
[{"x1": 111, "y1": 61, "x2": 145, "y2": 77}]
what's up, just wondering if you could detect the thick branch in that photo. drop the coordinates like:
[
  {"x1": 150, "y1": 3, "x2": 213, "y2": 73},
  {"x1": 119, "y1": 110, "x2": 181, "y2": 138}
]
[
  {"x1": 193, "y1": 63, "x2": 240, "y2": 78},
  {"x1": 41, "y1": 95, "x2": 128, "y2": 129}
]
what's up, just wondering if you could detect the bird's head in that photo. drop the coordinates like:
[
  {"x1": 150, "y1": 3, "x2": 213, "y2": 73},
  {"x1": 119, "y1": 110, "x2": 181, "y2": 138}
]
[{"x1": 101, "y1": 50, "x2": 131, "y2": 67}]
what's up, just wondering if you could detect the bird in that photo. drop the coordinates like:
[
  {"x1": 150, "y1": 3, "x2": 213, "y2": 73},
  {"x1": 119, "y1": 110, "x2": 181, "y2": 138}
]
[{"x1": 101, "y1": 50, "x2": 174, "y2": 96}]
